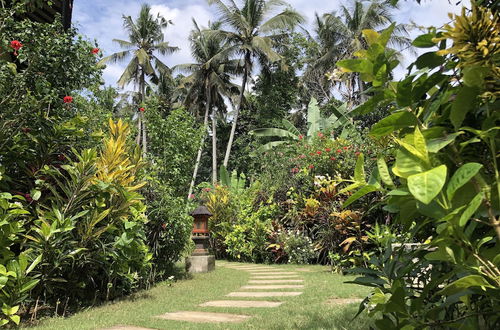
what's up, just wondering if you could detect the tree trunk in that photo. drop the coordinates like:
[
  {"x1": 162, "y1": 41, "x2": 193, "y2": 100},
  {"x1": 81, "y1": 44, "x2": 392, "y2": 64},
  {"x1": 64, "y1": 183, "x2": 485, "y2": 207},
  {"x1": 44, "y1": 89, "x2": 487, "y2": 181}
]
[
  {"x1": 223, "y1": 58, "x2": 249, "y2": 167},
  {"x1": 136, "y1": 116, "x2": 142, "y2": 145},
  {"x1": 187, "y1": 86, "x2": 211, "y2": 199},
  {"x1": 140, "y1": 69, "x2": 147, "y2": 158},
  {"x1": 212, "y1": 105, "x2": 217, "y2": 185}
]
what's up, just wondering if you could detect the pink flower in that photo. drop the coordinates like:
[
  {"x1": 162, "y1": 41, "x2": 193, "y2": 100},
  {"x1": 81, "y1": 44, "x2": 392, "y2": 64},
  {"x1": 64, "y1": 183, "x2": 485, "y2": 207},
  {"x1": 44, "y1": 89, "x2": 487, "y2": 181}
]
[
  {"x1": 188, "y1": 194, "x2": 195, "y2": 199},
  {"x1": 355, "y1": 151, "x2": 361, "y2": 156},
  {"x1": 299, "y1": 154, "x2": 306, "y2": 159},
  {"x1": 318, "y1": 132, "x2": 324, "y2": 138},
  {"x1": 291, "y1": 167, "x2": 299, "y2": 174},
  {"x1": 202, "y1": 187, "x2": 212, "y2": 192},
  {"x1": 63, "y1": 96, "x2": 73, "y2": 103}
]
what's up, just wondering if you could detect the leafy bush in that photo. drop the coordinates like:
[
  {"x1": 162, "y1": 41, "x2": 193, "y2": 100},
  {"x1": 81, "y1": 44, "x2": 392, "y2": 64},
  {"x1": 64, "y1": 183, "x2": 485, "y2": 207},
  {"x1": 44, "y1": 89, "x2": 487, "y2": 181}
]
[
  {"x1": 337, "y1": 5, "x2": 500, "y2": 328},
  {"x1": 276, "y1": 230, "x2": 316, "y2": 264}
]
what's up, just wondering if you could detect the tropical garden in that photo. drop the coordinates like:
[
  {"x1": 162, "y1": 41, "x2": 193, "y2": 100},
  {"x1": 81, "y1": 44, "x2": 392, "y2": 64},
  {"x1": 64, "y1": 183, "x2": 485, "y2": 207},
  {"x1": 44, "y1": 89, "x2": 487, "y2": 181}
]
[{"x1": 0, "y1": 0, "x2": 498, "y2": 328}]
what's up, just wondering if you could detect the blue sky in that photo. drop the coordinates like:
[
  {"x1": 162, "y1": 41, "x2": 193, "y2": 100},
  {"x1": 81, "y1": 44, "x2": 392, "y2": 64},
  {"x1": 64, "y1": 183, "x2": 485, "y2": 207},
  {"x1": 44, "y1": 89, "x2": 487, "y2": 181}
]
[{"x1": 72, "y1": 0, "x2": 469, "y2": 88}]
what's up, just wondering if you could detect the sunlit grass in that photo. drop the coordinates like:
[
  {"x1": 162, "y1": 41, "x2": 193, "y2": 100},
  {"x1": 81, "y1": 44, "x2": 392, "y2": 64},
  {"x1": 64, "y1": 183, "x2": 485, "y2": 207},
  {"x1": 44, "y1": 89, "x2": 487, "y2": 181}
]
[{"x1": 25, "y1": 261, "x2": 372, "y2": 330}]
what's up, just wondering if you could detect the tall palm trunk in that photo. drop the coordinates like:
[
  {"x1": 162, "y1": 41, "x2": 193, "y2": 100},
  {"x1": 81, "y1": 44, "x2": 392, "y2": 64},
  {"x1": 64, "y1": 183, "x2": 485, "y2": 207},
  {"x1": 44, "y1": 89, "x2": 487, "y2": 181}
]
[
  {"x1": 223, "y1": 55, "x2": 249, "y2": 167},
  {"x1": 212, "y1": 105, "x2": 218, "y2": 185},
  {"x1": 187, "y1": 86, "x2": 211, "y2": 199},
  {"x1": 140, "y1": 69, "x2": 147, "y2": 158}
]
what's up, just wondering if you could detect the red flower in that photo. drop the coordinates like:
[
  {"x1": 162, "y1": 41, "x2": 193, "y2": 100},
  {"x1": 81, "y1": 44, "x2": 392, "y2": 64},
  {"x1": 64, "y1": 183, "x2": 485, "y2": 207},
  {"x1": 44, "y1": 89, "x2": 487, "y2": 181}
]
[
  {"x1": 139, "y1": 107, "x2": 145, "y2": 112},
  {"x1": 91, "y1": 48, "x2": 100, "y2": 54},
  {"x1": 10, "y1": 40, "x2": 22, "y2": 55},
  {"x1": 317, "y1": 132, "x2": 324, "y2": 138},
  {"x1": 316, "y1": 151, "x2": 322, "y2": 155},
  {"x1": 202, "y1": 187, "x2": 212, "y2": 192},
  {"x1": 336, "y1": 149, "x2": 342, "y2": 153},
  {"x1": 63, "y1": 96, "x2": 73, "y2": 103},
  {"x1": 188, "y1": 194, "x2": 195, "y2": 199},
  {"x1": 355, "y1": 151, "x2": 361, "y2": 156},
  {"x1": 325, "y1": 148, "x2": 331, "y2": 152},
  {"x1": 308, "y1": 164, "x2": 314, "y2": 169},
  {"x1": 330, "y1": 157, "x2": 336, "y2": 161},
  {"x1": 298, "y1": 135, "x2": 303, "y2": 140},
  {"x1": 291, "y1": 167, "x2": 299, "y2": 174},
  {"x1": 343, "y1": 146, "x2": 349, "y2": 150}
]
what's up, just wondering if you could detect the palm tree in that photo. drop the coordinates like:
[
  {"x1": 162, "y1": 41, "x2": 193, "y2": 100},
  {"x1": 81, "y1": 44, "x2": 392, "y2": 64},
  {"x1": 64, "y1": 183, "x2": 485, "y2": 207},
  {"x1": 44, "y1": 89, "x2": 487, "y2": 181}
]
[
  {"x1": 175, "y1": 20, "x2": 239, "y2": 195},
  {"x1": 305, "y1": 0, "x2": 411, "y2": 105},
  {"x1": 99, "y1": 4, "x2": 179, "y2": 157},
  {"x1": 207, "y1": 0, "x2": 304, "y2": 168}
]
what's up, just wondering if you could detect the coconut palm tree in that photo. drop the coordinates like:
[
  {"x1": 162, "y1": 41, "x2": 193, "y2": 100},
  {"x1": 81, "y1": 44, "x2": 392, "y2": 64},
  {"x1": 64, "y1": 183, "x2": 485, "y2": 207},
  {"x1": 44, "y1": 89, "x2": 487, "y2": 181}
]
[
  {"x1": 175, "y1": 20, "x2": 239, "y2": 195},
  {"x1": 99, "y1": 4, "x2": 179, "y2": 157},
  {"x1": 305, "y1": 0, "x2": 411, "y2": 105},
  {"x1": 207, "y1": 0, "x2": 304, "y2": 168}
]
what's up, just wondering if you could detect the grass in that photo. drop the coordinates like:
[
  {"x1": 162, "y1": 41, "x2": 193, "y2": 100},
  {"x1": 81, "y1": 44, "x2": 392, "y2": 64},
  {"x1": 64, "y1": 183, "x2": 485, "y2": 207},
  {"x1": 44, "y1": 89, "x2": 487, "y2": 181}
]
[{"x1": 24, "y1": 261, "x2": 373, "y2": 330}]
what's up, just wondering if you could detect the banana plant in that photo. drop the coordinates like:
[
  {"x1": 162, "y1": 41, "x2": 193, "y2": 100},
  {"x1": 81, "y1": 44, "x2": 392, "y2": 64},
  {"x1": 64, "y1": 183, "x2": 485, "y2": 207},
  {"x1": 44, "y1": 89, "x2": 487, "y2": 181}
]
[
  {"x1": 250, "y1": 97, "x2": 356, "y2": 152},
  {"x1": 219, "y1": 165, "x2": 246, "y2": 194}
]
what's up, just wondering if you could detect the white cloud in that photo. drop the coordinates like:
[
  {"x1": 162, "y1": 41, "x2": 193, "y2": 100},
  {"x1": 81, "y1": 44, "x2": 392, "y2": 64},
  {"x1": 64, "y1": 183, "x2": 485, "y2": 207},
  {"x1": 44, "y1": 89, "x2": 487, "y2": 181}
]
[{"x1": 73, "y1": 0, "x2": 470, "y2": 87}]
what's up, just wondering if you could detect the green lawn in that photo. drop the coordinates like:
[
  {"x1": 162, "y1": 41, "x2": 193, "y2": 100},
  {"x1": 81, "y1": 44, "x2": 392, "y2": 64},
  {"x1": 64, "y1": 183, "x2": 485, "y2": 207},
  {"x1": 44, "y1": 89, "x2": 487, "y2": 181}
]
[{"x1": 25, "y1": 261, "x2": 373, "y2": 330}]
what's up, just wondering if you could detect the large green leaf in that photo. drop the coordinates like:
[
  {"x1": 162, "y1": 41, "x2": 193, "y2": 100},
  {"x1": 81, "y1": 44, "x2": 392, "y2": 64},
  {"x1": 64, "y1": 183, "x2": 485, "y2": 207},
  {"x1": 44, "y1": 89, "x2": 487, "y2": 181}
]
[
  {"x1": 392, "y1": 148, "x2": 425, "y2": 178},
  {"x1": 343, "y1": 185, "x2": 379, "y2": 208},
  {"x1": 219, "y1": 165, "x2": 230, "y2": 187},
  {"x1": 407, "y1": 165, "x2": 447, "y2": 204},
  {"x1": 377, "y1": 157, "x2": 395, "y2": 187},
  {"x1": 251, "y1": 128, "x2": 296, "y2": 139},
  {"x1": 415, "y1": 52, "x2": 444, "y2": 69},
  {"x1": 354, "y1": 153, "x2": 365, "y2": 183},
  {"x1": 459, "y1": 192, "x2": 484, "y2": 227},
  {"x1": 337, "y1": 59, "x2": 373, "y2": 74},
  {"x1": 450, "y1": 86, "x2": 479, "y2": 129},
  {"x1": 370, "y1": 111, "x2": 418, "y2": 137},
  {"x1": 439, "y1": 275, "x2": 494, "y2": 296},
  {"x1": 307, "y1": 98, "x2": 321, "y2": 137},
  {"x1": 446, "y1": 163, "x2": 483, "y2": 200},
  {"x1": 427, "y1": 132, "x2": 462, "y2": 153},
  {"x1": 412, "y1": 33, "x2": 436, "y2": 48}
]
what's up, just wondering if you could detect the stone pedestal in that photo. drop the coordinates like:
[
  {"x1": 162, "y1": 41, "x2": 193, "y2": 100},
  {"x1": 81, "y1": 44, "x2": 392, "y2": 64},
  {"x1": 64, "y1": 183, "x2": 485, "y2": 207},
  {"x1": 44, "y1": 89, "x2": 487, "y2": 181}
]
[{"x1": 186, "y1": 255, "x2": 215, "y2": 273}]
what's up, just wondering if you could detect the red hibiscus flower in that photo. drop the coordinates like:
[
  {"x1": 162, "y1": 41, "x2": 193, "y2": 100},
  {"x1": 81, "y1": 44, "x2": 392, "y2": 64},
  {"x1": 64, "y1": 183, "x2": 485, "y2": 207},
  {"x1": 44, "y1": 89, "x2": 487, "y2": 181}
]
[
  {"x1": 336, "y1": 149, "x2": 342, "y2": 153},
  {"x1": 316, "y1": 151, "x2": 322, "y2": 155},
  {"x1": 343, "y1": 146, "x2": 349, "y2": 150},
  {"x1": 91, "y1": 48, "x2": 100, "y2": 54},
  {"x1": 10, "y1": 40, "x2": 22, "y2": 55},
  {"x1": 139, "y1": 107, "x2": 145, "y2": 112},
  {"x1": 330, "y1": 157, "x2": 336, "y2": 161},
  {"x1": 308, "y1": 164, "x2": 314, "y2": 169},
  {"x1": 63, "y1": 96, "x2": 73, "y2": 103},
  {"x1": 298, "y1": 135, "x2": 303, "y2": 140},
  {"x1": 325, "y1": 148, "x2": 331, "y2": 152}
]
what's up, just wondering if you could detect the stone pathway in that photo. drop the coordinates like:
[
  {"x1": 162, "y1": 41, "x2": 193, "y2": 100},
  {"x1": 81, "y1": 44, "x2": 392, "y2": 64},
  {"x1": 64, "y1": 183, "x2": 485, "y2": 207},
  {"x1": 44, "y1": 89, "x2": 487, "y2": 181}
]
[{"x1": 104, "y1": 262, "x2": 306, "y2": 327}]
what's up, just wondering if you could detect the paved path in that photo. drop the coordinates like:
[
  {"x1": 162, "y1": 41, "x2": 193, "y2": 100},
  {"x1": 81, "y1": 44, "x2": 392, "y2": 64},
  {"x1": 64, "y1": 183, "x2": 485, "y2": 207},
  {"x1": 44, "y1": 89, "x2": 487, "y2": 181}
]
[{"x1": 105, "y1": 262, "x2": 306, "y2": 327}]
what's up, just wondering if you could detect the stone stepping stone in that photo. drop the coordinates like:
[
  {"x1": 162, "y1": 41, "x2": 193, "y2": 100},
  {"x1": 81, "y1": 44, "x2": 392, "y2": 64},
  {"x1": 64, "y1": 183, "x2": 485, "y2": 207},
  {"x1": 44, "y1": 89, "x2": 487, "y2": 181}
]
[
  {"x1": 157, "y1": 311, "x2": 250, "y2": 323},
  {"x1": 249, "y1": 272, "x2": 297, "y2": 275},
  {"x1": 248, "y1": 279, "x2": 304, "y2": 284},
  {"x1": 227, "y1": 291, "x2": 303, "y2": 297},
  {"x1": 251, "y1": 275, "x2": 300, "y2": 279},
  {"x1": 241, "y1": 285, "x2": 304, "y2": 289},
  {"x1": 101, "y1": 326, "x2": 155, "y2": 330},
  {"x1": 200, "y1": 300, "x2": 283, "y2": 308}
]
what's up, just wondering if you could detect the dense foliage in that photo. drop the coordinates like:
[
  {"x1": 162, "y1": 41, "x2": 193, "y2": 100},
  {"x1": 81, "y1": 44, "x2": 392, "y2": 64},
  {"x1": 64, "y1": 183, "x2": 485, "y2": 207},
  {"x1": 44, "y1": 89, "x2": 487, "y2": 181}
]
[{"x1": 334, "y1": 4, "x2": 499, "y2": 328}]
